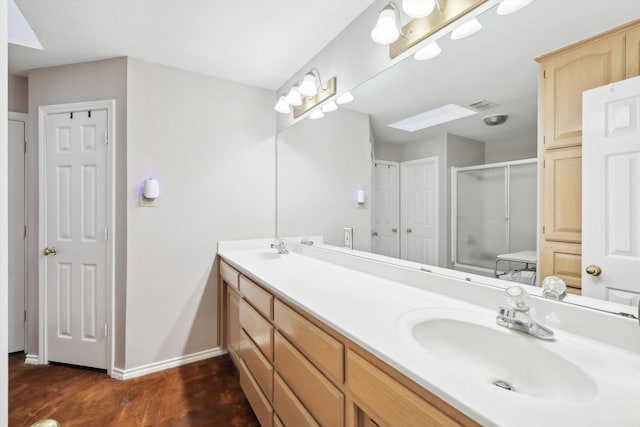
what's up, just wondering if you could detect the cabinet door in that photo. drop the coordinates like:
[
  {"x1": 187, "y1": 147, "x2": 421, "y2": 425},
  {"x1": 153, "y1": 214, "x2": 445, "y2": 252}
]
[
  {"x1": 626, "y1": 25, "x2": 640, "y2": 78},
  {"x1": 541, "y1": 34, "x2": 625, "y2": 149},
  {"x1": 227, "y1": 286, "x2": 241, "y2": 364},
  {"x1": 539, "y1": 241, "x2": 582, "y2": 292},
  {"x1": 542, "y1": 146, "x2": 582, "y2": 243}
]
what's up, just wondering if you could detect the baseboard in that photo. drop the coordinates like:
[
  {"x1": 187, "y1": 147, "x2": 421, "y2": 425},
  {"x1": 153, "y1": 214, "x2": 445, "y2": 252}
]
[
  {"x1": 24, "y1": 354, "x2": 40, "y2": 365},
  {"x1": 111, "y1": 347, "x2": 227, "y2": 380}
]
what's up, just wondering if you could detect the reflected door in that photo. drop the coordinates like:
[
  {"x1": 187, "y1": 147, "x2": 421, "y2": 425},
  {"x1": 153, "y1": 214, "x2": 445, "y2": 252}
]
[
  {"x1": 44, "y1": 110, "x2": 109, "y2": 369},
  {"x1": 372, "y1": 161, "x2": 399, "y2": 258},
  {"x1": 401, "y1": 157, "x2": 438, "y2": 265},
  {"x1": 582, "y1": 76, "x2": 640, "y2": 305}
]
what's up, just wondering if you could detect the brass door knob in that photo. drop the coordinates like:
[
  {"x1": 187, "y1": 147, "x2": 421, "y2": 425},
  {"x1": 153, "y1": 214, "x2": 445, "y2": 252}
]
[
  {"x1": 371, "y1": 231, "x2": 379, "y2": 236},
  {"x1": 406, "y1": 228, "x2": 412, "y2": 233},
  {"x1": 391, "y1": 228, "x2": 397, "y2": 233},
  {"x1": 585, "y1": 264, "x2": 602, "y2": 276},
  {"x1": 43, "y1": 247, "x2": 57, "y2": 256}
]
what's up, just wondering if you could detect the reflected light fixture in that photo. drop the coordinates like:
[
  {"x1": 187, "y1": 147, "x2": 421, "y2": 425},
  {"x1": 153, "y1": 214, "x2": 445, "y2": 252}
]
[
  {"x1": 414, "y1": 41, "x2": 441, "y2": 61},
  {"x1": 274, "y1": 96, "x2": 291, "y2": 114},
  {"x1": 285, "y1": 85, "x2": 303, "y2": 106},
  {"x1": 321, "y1": 101, "x2": 338, "y2": 113},
  {"x1": 450, "y1": 17, "x2": 482, "y2": 40},
  {"x1": 371, "y1": 2, "x2": 403, "y2": 45},
  {"x1": 497, "y1": 0, "x2": 534, "y2": 15},
  {"x1": 299, "y1": 68, "x2": 327, "y2": 97},
  {"x1": 336, "y1": 92, "x2": 354, "y2": 105},
  {"x1": 309, "y1": 109, "x2": 325, "y2": 120},
  {"x1": 402, "y1": 0, "x2": 437, "y2": 19}
]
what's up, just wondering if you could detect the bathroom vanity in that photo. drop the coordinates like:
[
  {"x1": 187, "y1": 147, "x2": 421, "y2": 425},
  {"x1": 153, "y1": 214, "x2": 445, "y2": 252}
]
[{"x1": 217, "y1": 239, "x2": 640, "y2": 427}]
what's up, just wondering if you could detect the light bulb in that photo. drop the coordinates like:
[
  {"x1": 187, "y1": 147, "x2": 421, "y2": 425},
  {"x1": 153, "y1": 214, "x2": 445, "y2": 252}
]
[
  {"x1": 497, "y1": 0, "x2": 534, "y2": 15},
  {"x1": 274, "y1": 96, "x2": 291, "y2": 114},
  {"x1": 321, "y1": 101, "x2": 338, "y2": 113},
  {"x1": 451, "y1": 18, "x2": 482, "y2": 40},
  {"x1": 336, "y1": 92, "x2": 354, "y2": 105},
  {"x1": 299, "y1": 72, "x2": 318, "y2": 97},
  {"x1": 402, "y1": 0, "x2": 436, "y2": 18},
  {"x1": 414, "y1": 41, "x2": 441, "y2": 60},
  {"x1": 309, "y1": 109, "x2": 324, "y2": 120},
  {"x1": 286, "y1": 85, "x2": 303, "y2": 106},
  {"x1": 371, "y1": 6, "x2": 400, "y2": 45}
]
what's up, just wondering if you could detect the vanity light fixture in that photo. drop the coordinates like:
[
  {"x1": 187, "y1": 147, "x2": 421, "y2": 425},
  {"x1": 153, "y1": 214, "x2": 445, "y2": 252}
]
[
  {"x1": 275, "y1": 68, "x2": 337, "y2": 119},
  {"x1": 321, "y1": 100, "x2": 338, "y2": 113},
  {"x1": 309, "y1": 109, "x2": 325, "y2": 120},
  {"x1": 414, "y1": 41, "x2": 441, "y2": 60},
  {"x1": 371, "y1": 2, "x2": 404, "y2": 45},
  {"x1": 299, "y1": 69, "x2": 327, "y2": 97},
  {"x1": 274, "y1": 96, "x2": 291, "y2": 114},
  {"x1": 336, "y1": 92, "x2": 354, "y2": 105},
  {"x1": 450, "y1": 17, "x2": 482, "y2": 40},
  {"x1": 497, "y1": 0, "x2": 534, "y2": 15},
  {"x1": 402, "y1": 0, "x2": 437, "y2": 19},
  {"x1": 285, "y1": 85, "x2": 303, "y2": 107}
]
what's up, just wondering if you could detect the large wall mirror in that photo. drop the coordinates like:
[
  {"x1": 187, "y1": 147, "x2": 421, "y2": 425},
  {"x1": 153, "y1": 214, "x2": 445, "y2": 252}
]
[{"x1": 277, "y1": 0, "x2": 640, "y2": 313}]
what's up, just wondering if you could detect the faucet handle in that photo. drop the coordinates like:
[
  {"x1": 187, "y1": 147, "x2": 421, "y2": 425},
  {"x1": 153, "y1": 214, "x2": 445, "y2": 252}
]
[
  {"x1": 504, "y1": 286, "x2": 530, "y2": 312},
  {"x1": 541, "y1": 276, "x2": 567, "y2": 300}
]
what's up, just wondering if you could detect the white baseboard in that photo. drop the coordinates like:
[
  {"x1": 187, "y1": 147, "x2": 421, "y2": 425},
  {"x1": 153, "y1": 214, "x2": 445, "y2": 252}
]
[
  {"x1": 111, "y1": 347, "x2": 227, "y2": 380},
  {"x1": 24, "y1": 354, "x2": 40, "y2": 365}
]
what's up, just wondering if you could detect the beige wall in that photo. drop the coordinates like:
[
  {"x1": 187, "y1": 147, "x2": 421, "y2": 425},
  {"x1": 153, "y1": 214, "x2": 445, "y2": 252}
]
[
  {"x1": 125, "y1": 58, "x2": 275, "y2": 369},
  {"x1": 485, "y1": 130, "x2": 537, "y2": 163},
  {"x1": 8, "y1": 74, "x2": 28, "y2": 113},
  {"x1": 278, "y1": 108, "x2": 371, "y2": 251},
  {"x1": 27, "y1": 57, "x2": 128, "y2": 367}
]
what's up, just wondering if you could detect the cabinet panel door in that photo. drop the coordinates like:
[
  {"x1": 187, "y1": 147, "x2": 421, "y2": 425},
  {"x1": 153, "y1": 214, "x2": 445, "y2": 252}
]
[
  {"x1": 227, "y1": 286, "x2": 241, "y2": 365},
  {"x1": 540, "y1": 241, "x2": 582, "y2": 291},
  {"x1": 626, "y1": 25, "x2": 640, "y2": 78},
  {"x1": 542, "y1": 146, "x2": 582, "y2": 243},
  {"x1": 542, "y1": 34, "x2": 625, "y2": 149},
  {"x1": 239, "y1": 360, "x2": 273, "y2": 427}
]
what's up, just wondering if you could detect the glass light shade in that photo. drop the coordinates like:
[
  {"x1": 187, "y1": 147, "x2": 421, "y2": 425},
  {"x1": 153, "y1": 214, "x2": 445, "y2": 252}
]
[
  {"x1": 414, "y1": 41, "x2": 441, "y2": 60},
  {"x1": 450, "y1": 18, "x2": 482, "y2": 40},
  {"x1": 402, "y1": 0, "x2": 436, "y2": 18},
  {"x1": 336, "y1": 92, "x2": 354, "y2": 105},
  {"x1": 299, "y1": 73, "x2": 318, "y2": 97},
  {"x1": 286, "y1": 85, "x2": 303, "y2": 106},
  {"x1": 274, "y1": 96, "x2": 291, "y2": 114},
  {"x1": 371, "y1": 7, "x2": 400, "y2": 45},
  {"x1": 497, "y1": 0, "x2": 534, "y2": 15},
  {"x1": 309, "y1": 109, "x2": 325, "y2": 120},
  {"x1": 321, "y1": 101, "x2": 338, "y2": 113}
]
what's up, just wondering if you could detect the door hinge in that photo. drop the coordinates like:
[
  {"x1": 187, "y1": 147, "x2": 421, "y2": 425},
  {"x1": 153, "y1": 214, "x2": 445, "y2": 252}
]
[
  {"x1": 104, "y1": 323, "x2": 108, "y2": 337},
  {"x1": 543, "y1": 135, "x2": 546, "y2": 145},
  {"x1": 543, "y1": 159, "x2": 546, "y2": 168},
  {"x1": 24, "y1": 226, "x2": 27, "y2": 238},
  {"x1": 24, "y1": 138, "x2": 27, "y2": 153},
  {"x1": 104, "y1": 227, "x2": 109, "y2": 241},
  {"x1": 24, "y1": 309, "x2": 27, "y2": 322},
  {"x1": 104, "y1": 132, "x2": 108, "y2": 145},
  {"x1": 543, "y1": 70, "x2": 546, "y2": 79},
  {"x1": 543, "y1": 225, "x2": 546, "y2": 234}
]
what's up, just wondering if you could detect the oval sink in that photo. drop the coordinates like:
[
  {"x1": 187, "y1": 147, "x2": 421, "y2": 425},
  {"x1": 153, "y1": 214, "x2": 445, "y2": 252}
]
[{"x1": 398, "y1": 309, "x2": 598, "y2": 403}]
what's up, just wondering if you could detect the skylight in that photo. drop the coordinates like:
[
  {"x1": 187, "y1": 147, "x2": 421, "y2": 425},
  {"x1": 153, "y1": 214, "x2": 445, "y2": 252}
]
[
  {"x1": 9, "y1": 0, "x2": 43, "y2": 50},
  {"x1": 389, "y1": 104, "x2": 476, "y2": 132}
]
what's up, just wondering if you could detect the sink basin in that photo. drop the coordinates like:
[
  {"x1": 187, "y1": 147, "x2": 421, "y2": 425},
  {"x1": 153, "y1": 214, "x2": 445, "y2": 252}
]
[{"x1": 397, "y1": 309, "x2": 598, "y2": 403}]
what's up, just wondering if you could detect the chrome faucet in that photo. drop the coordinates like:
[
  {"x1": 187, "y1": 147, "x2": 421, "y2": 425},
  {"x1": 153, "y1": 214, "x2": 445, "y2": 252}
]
[
  {"x1": 270, "y1": 239, "x2": 289, "y2": 254},
  {"x1": 496, "y1": 286, "x2": 554, "y2": 340}
]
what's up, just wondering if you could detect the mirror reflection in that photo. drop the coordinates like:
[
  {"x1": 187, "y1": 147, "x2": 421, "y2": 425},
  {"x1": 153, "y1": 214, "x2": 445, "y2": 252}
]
[{"x1": 277, "y1": 0, "x2": 640, "y2": 309}]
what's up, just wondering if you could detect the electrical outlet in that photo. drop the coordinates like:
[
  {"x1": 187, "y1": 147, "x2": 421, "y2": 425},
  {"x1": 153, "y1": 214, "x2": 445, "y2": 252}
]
[{"x1": 343, "y1": 227, "x2": 353, "y2": 249}]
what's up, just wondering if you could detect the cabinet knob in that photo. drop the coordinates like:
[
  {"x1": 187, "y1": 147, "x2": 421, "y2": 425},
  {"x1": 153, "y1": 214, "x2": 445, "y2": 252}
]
[{"x1": 585, "y1": 264, "x2": 602, "y2": 276}]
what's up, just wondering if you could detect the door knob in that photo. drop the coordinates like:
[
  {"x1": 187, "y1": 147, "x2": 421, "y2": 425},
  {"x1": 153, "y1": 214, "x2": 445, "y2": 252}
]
[
  {"x1": 371, "y1": 231, "x2": 378, "y2": 236},
  {"x1": 406, "y1": 228, "x2": 412, "y2": 233},
  {"x1": 585, "y1": 264, "x2": 602, "y2": 276},
  {"x1": 391, "y1": 228, "x2": 397, "y2": 233},
  {"x1": 43, "y1": 247, "x2": 57, "y2": 256}
]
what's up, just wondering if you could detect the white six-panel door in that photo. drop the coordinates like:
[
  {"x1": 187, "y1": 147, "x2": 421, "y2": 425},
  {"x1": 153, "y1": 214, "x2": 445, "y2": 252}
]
[
  {"x1": 44, "y1": 109, "x2": 108, "y2": 369},
  {"x1": 8, "y1": 114, "x2": 26, "y2": 353},
  {"x1": 582, "y1": 76, "x2": 640, "y2": 305},
  {"x1": 372, "y1": 161, "x2": 399, "y2": 258},
  {"x1": 401, "y1": 157, "x2": 439, "y2": 265}
]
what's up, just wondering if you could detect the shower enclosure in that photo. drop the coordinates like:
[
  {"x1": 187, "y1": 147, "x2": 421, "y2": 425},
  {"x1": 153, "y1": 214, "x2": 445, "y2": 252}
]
[{"x1": 451, "y1": 159, "x2": 537, "y2": 274}]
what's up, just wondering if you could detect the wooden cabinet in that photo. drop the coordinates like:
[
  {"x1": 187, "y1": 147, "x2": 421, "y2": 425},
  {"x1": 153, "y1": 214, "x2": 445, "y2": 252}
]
[
  {"x1": 226, "y1": 287, "x2": 241, "y2": 365},
  {"x1": 537, "y1": 20, "x2": 640, "y2": 293}
]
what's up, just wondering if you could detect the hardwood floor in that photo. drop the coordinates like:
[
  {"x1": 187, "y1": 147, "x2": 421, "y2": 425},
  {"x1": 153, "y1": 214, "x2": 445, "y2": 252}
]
[{"x1": 9, "y1": 352, "x2": 259, "y2": 427}]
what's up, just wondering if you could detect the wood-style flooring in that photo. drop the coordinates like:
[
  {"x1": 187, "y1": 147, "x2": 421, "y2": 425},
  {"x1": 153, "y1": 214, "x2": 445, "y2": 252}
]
[{"x1": 9, "y1": 352, "x2": 259, "y2": 427}]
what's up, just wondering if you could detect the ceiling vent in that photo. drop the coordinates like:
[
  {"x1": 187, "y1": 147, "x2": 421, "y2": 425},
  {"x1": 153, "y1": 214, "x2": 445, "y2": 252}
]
[
  {"x1": 483, "y1": 114, "x2": 508, "y2": 126},
  {"x1": 468, "y1": 99, "x2": 499, "y2": 111}
]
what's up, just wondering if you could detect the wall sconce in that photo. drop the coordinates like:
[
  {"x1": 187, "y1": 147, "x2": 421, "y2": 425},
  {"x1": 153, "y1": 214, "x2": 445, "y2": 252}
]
[
  {"x1": 140, "y1": 178, "x2": 159, "y2": 207},
  {"x1": 275, "y1": 68, "x2": 338, "y2": 119}
]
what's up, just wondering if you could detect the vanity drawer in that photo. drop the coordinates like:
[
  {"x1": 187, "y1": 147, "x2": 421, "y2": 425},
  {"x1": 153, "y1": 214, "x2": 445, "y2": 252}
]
[
  {"x1": 273, "y1": 414, "x2": 285, "y2": 427},
  {"x1": 273, "y1": 372, "x2": 320, "y2": 427},
  {"x1": 239, "y1": 359, "x2": 273, "y2": 427},
  {"x1": 240, "y1": 329, "x2": 273, "y2": 400},
  {"x1": 240, "y1": 299, "x2": 273, "y2": 361},
  {"x1": 274, "y1": 331, "x2": 344, "y2": 427},
  {"x1": 241, "y1": 275, "x2": 273, "y2": 320},
  {"x1": 274, "y1": 299, "x2": 344, "y2": 384},
  {"x1": 220, "y1": 260, "x2": 240, "y2": 291},
  {"x1": 346, "y1": 350, "x2": 461, "y2": 427}
]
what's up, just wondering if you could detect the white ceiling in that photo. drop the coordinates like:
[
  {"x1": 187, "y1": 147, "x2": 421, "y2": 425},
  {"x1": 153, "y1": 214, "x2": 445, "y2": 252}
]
[
  {"x1": 9, "y1": 0, "x2": 375, "y2": 90},
  {"x1": 346, "y1": 0, "x2": 640, "y2": 145}
]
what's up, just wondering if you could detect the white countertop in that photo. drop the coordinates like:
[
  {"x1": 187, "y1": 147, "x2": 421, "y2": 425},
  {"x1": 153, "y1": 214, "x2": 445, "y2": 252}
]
[{"x1": 218, "y1": 241, "x2": 640, "y2": 427}]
